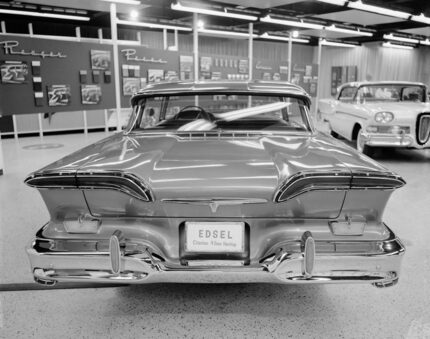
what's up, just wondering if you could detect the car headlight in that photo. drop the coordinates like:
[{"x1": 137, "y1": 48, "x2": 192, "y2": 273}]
[{"x1": 375, "y1": 111, "x2": 394, "y2": 123}]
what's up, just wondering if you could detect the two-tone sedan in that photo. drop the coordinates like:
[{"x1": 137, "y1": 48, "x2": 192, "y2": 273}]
[
  {"x1": 319, "y1": 81, "x2": 430, "y2": 156},
  {"x1": 26, "y1": 81, "x2": 405, "y2": 288}
]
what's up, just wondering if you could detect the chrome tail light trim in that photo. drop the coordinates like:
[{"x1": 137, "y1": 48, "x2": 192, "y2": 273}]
[
  {"x1": 25, "y1": 170, "x2": 153, "y2": 202},
  {"x1": 274, "y1": 170, "x2": 405, "y2": 202}
]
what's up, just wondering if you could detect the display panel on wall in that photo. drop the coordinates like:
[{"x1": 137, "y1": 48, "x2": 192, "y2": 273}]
[
  {"x1": 119, "y1": 46, "x2": 180, "y2": 107},
  {"x1": 0, "y1": 36, "x2": 115, "y2": 115}
]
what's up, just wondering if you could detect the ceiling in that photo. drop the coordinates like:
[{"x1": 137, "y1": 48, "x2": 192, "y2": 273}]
[{"x1": 0, "y1": 0, "x2": 429, "y2": 46}]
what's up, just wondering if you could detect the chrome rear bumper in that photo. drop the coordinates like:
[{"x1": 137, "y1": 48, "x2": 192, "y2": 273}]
[{"x1": 27, "y1": 227, "x2": 405, "y2": 288}]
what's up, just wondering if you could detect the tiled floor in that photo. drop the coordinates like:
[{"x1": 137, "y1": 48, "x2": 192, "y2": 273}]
[{"x1": 1, "y1": 131, "x2": 430, "y2": 338}]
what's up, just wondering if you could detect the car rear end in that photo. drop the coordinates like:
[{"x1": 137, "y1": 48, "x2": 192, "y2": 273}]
[
  {"x1": 25, "y1": 81, "x2": 405, "y2": 287},
  {"x1": 25, "y1": 141, "x2": 405, "y2": 288}
]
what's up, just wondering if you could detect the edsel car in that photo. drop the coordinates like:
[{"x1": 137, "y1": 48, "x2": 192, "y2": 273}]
[
  {"x1": 26, "y1": 81, "x2": 405, "y2": 288},
  {"x1": 319, "y1": 81, "x2": 430, "y2": 155}
]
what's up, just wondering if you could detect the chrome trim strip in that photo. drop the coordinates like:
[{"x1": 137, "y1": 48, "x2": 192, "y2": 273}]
[{"x1": 161, "y1": 198, "x2": 268, "y2": 213}]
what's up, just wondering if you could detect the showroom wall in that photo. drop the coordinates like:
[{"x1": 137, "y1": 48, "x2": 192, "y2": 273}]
[{"x1": 319, "y1": 42, "x2": 430, "y2": 98}]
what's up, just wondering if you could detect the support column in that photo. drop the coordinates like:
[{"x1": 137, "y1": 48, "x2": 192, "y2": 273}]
[
  {"x1": 110, "y1": 3, "x2": 122, "y2": 131},
  {"x1": 37, "y1": 113, "x2": 43, "y2": 138},
  {"x1": 174, "y1": 30, "x2": 178, "y2": 51},
  {"x1": 75, "y1": 27, "x2": 81, "y2": 41},
  {"x1": 193, "y1": 13, "x2": 199, "y2": 105},
  {"x1": 163, "y1": 29, "x2": 168, "y2": 50},
  {"x1": 0, "y1": 133, "x2": 4, "y2": 175},
  {"x1": 193, "y1": 13, "x2": 199, "y2": 82},
  {"x1": 12, "y1": 115, "x2": 18, "y2": 140},
  {"x1": 98, "y1": 28, "x2": 103, "y2": 43},
  {"x1": 104, "y1": 109, "x2": 109, "y2": 132},
  {"x1": 248, "y1": 23, "x2": 253, "y2": 81},
  {"x1": 83, "y1": 110, "x2": 88, "y2": 135},
  {"x1": 315, "y1": 38, "x2": 323, "y2": 120},
  {"x1": 288, "y1": 32, "x2": 293, "y2": 82}
]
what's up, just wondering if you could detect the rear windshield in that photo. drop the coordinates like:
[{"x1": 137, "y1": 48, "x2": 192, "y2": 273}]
[{"x1": 129, "y1": 94, "x2": 311, "y2": 133}]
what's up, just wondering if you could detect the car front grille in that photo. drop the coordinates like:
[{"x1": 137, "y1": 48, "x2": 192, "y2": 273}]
[{"x1": 416, "y1": 113, "x2": 430, "y2": 145}]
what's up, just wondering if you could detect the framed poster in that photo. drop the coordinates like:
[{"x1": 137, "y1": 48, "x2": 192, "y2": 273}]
[
  {"x1": 165, "y1": 70, "x2": 179, "y2": 81},
  {"x1": 238, "y1": 59, "x2": 249, "y2": 74},
  {"x1": 122, "y1": 77, "x2": 140, "y2": 96},
  {"x1": 90, "y1": 50, "x2": 111, "y2": 70},
  {"x1": 180, "y1": 55, "x2": 193, "y2": 72},
  {"x1": 200, "y1": 56, "x2": 212, "y2": 72},
  {"x1": 47, "y1": 85, "x2": 71, "y2": 106},
  {"x1": 1, "y1": 61, "x2": 29, "y2": 84},
  {"x1": 179, "y1": 55, "x2": 193, "y2": 80},
  {"x1": 211, "y1": 72, "x2": 221, "y2": 80},
  {"x1": 81, "y1": 85, "x2": 102, "y2": 104},
  {"x1": 148, "y1": 69, "x2": 164, "y2": 83}
]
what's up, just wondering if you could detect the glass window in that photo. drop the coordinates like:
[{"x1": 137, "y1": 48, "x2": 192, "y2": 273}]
[
  {"x1": 338, "y1": 87, "x2": 357, "y2": 101},
  {"x1": 131, "y1": 94, "x2": 311, "y2": 133},
  {"x1": 356, "y1": 85, "x2": 426, "y2": 103}
]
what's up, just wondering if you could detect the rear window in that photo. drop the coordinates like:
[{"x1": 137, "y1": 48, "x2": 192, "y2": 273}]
[{"x1": 130, "y1": 94, "x2": 311, "y2": 133}]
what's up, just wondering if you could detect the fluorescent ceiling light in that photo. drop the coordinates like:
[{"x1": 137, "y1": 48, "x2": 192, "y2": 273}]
[
  {"x1": 171, "y1": 2, "x2": 257, "y2": 21},
  {"x1": 261, "y1": 15, "x2": 324, "y2": 30},
  {"x1": 260, "y1": 33, "x2": 309, "y2": 43},
  {"x1": 347, "y1": 1, "x2": 411, "y2": 19},
  {"x1": 383, "y1": 34, "x2": 419, "y2": 44},
  {"x1": 316, "y1": 0, "x2": 346, "y2": 5},
  {"x1": 325, "y1": 24, "x2": 373, "y2": 36},
  {"x1": 100, "y1": 0, "x2": 141, "y2": 5},
  {"x1": 420, "y1": 39, "x2": 430, "y2": 46},
  {"x1": 198, "y1": 28, "x2": 257, "y2": 38},
  {"x1": 0, "y1": 8, "x2": 90, "y2": 21},
  {"x1": 382, "y1": 42, "x2": 414, "y2": 50},
  {"x1": 116, "y1": 19, "x2": 192, "y2": 31},
  {"x1": 411, "y1": 13, "x2": 430, "y2": 25},
  {"x1": 321, "y1": 39, "x2": 357, "y2": 47}
]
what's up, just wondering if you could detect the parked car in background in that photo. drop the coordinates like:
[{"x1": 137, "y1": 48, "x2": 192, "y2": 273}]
[
  {"x1": 26, "y1": 81, "x2": 405, "y2": 288},
  {"x1": 319, "y1": 81, "x2": 430, "y2": 156}
]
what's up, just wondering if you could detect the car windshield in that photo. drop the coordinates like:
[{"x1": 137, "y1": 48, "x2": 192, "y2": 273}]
[
  {"x1": 130, "y1": 94, "x2": 311, "y2": 133},
  {"x1": 356, "y1": 85, "x2": 426, "y2": 103}
]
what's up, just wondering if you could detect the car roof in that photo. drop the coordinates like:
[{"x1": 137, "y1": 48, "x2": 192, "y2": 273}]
[
  {"x1": 131, "y1": 80, "x2": 311, "y2": 106},
  {"x1": 340, "y1": 81, "x2": 427, "y2": 89}
]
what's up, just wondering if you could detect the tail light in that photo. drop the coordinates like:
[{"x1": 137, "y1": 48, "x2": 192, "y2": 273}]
[
  {"x1": 25, "y1": 170, "x2": 153, "y2": 202},
  {"x1": 275, "y1": 170, "x2": 405, "y2": 202}
]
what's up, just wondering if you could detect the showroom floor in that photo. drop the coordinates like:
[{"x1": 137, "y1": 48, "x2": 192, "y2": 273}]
[{"x1": 1, "y1": 131, "x2": 430, "y2": 338}]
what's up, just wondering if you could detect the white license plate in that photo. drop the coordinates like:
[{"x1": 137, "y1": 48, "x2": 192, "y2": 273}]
[{"x1": 185, "y1": 222, "x2": 245, "y2": 253}]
